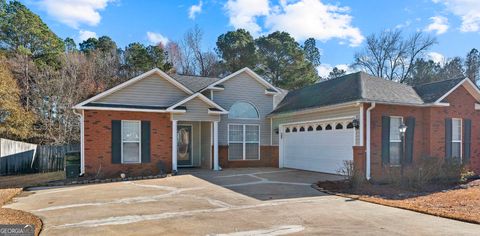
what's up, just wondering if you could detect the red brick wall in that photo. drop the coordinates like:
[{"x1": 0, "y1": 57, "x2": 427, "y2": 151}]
[
  {"x1": 353, "y1": 146, "x2": 366, "y2": 176},
  {"x1": 428, "y1": 86, "x2": 480, "y2": 173},
  {"x1": 367, "y1": 85, "x2": 480, "y2": 180},
  {"x1": 84, "y1": 110, "x2": 172, "y2": 178},
  {"x1": 218, "y1": 145, "x2": 279, "y2": 168}
]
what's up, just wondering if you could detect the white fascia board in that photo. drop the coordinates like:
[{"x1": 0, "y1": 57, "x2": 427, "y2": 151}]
[
  {"x1": 434, "y1": 78, "x2": 480, "y2": 104},
  {"x1": 75, "y1": 106, "x2": 168, "y2": 113},
  {"x1": 73, "y1": 68, "x2": 193, "y2": 109},
  {"x1": 167, "y1": 93, "x2": 228, "y2": 113}
]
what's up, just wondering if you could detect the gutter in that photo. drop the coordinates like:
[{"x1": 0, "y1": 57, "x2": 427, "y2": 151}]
[{"x1": 365, "y1": 102, "x2": 376, "y2": 180}]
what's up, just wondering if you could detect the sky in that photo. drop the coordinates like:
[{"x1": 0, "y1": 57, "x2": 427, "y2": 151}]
[{"x1": 21, "y1": 0, "x2": 480, "y2": 77}]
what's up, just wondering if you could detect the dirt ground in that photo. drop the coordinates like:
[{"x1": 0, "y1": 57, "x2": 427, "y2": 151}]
[
  {"x1": 0, "y1": 171, "x2": 65, "y2": 235},
  {"x1": 318, "y1": 179, "x2": 480, "y2": 224}
]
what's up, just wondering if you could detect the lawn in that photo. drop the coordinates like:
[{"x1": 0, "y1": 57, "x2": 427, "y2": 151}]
[
  {"x1": 317, "y1": 179, "x2": 480, "y2": 224},
  {"x1": 0, "y1": 171, "x2": 65, "y2": 235}
]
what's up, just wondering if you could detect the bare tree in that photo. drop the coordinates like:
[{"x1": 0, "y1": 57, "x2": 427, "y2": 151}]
[
  {"x1": 169, "y1": 26, "x2": 220, "y2": 76},
  {"x1": 354, "y1": 30, "x2": 436, "y2": 83}
]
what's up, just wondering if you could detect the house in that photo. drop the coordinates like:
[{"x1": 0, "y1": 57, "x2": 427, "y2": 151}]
[{"x1": 74, "y1": 68, "x2": 480, "y2": 181}]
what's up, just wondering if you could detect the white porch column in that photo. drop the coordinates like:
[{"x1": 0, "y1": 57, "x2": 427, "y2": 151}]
[
  {"x1": 213, "y1": 121, "x2": 219, "y2": 171},
  {"x1": 172, "y1": 120, "x2": 178, "y2": 173}
]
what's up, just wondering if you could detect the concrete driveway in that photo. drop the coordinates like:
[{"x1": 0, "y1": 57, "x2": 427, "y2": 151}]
[{"x1": 4, "y1": 168, "x2": 480, "y2": 235}]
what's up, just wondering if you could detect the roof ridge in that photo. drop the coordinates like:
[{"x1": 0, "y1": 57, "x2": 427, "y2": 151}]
[{"x1": 413, "y1": 77, "x2": 465, "y2": 87}]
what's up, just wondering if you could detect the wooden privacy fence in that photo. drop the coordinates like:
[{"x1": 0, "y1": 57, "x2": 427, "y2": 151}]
[
  {"x1": 35, "y1": 144, "x2": 79, "y2": 173},
  {"x1": 0, "y1": 143, "x2": 80, "y2": 176}
]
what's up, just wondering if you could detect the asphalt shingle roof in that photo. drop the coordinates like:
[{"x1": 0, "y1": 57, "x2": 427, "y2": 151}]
[
  {"x1": 413, "y1": 77, "x2": 465, "y2": 103},
  {"x1": 170, "y1": 74, "x2": 219, "y2": 92},
  {"x1": 271, "y1": 72, "x2": 466, "y2": 115}
]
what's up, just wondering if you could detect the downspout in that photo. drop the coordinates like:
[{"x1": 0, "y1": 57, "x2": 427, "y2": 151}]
[
  {"x1": 365, "y1": 102, "x2": 376, "y2": 180},
  {"x1": 73, "y1": 109, "x2": 85, "y2": 176}
]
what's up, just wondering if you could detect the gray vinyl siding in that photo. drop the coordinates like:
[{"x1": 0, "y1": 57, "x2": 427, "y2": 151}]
[
  {"x1": 172, "y1": 97, "x2": 221, "y2": 121},
  {"x1": 200, "y1": 122, "x2": 212, "y2": 169},
  {"x1": 178, "y1": 121, "x2": 201, "y2": 167},
  {"x1": 97, "y1": 74, "x2": 188, "y2": 106},
  {"x1": 271, "y1": 106, "x2": 361, "y2": 145},
  {"x1": 212, "y1": 71, "x2": 274, "y2": 146}
]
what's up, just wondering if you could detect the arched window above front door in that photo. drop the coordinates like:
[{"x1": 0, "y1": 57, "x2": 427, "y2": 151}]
[{"x1": 228, "y1": 102, "x2": 259, "y2": 119}]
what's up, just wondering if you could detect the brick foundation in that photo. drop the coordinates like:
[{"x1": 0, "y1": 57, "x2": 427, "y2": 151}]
[
  {"x1": 84, "y1": 110, "x2": 172, "y2": 178},
  {"x1": 218, "y1": 145, "x2": 279, "y2": 168}
]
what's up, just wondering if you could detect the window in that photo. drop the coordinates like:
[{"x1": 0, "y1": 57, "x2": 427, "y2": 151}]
[
  {"x1": 316, "y1": 125, "x2": 322, "y2": 131},
  {"x1": 285, "y1": 127, "x2": 290, "y2": 133},
  {"x1": 292, "y1": 127, "x2": 298, "y2": 132},
  {"x1": 228, "y1": 124, "x2": 260, "y2": 160},
  {"x1": 325, "y1": 124, "x2": 332, "y2": 130},
  {"x1": 299, "y1": 126, "x2": 305, "y2": 132},
  {"x1": 347, "y1": 122, "x2": 354, "y2": 129},
  {"x1": 307, "y1": 126, "x2": 314, "y2": 131},
  {"x1": 452, "y1": 118, "x2": 462, "y2": 159},
  {"x1": 122, "y1": 120, "x2": 141, "y2": 163},
  {"x1": 228, "y1": 102, "x2": 259, "y2": 119},
  {"x1": 389, "y1": 117, "x2": 402, "y2": 166},
  {"x1": 335, "y1": 123, "x2": 343, "y2": 130}
]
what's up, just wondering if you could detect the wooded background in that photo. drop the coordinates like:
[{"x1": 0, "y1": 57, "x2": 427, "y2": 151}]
[{"x1": 0, "y1": 1, "x2": 479, "y2": 145}]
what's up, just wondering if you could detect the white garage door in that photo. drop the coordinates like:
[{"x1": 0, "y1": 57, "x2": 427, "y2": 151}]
[{"x1": 281, "y1": 121, "x2": 355, "y2": 174}]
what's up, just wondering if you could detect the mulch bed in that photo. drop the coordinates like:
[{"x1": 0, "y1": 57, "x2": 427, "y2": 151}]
[
  {"x1": 316, "y1": 179, "x2": 480, "y2": 224},
  {"x1": 0, "y1": 188, "x2": 42, "y2": 236}
]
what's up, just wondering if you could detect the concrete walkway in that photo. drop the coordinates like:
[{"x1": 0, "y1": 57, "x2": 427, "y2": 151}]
[{"x1": 4, "y1": 168, "x2": 480, "y2": 235}]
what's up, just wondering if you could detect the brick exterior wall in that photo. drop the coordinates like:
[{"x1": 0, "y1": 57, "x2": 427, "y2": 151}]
[
  {"x1": 84, "y1": 110, "x2": 172, "y2": 178},
  {"x1": 365, "y1": 85, "x2": 480, "y2": 181},
  {"x1": 218, "y1": 145, "x2": 279, "y2": 168}
]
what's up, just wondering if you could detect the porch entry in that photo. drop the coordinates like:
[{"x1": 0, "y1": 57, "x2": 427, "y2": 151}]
[
  {"x1": 173, "y1": 121, "x2": 218, "y2": 171},
  {"x1": 177, "y1": 125, "x2": 192, "y2": 167}
]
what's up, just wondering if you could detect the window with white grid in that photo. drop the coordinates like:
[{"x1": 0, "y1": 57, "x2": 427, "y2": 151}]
[
  {"x1": 389, "y1": 117, "x2": 402, "y2": 166},
  {"x1": 228, "y1": 124, "x2": 260, "y2": 160},
  {"x1": 122, "y1": 120, "x2": 141, "y2": 163},
  {"x1": 452, "y1": 118, "x2": 462, "y2": 159}
]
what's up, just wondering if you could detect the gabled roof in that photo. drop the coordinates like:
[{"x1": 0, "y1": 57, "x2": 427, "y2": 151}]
[
  {"x1": 413, "y1": 77, "x2": 466, "y2": 103},
  {"x1": 270, "y1": 72, "x2": 480, "y2": 115},
  {"x1": 170, "y1": 74, "x2": 220, "y2": 92},
  {"x1": 74, "y1": 68, "x2": 193, "y2": 109},
  {"x1": 167, "y1": 93, "x2": 228, "y2": 114},
  {"x1": 203, "y1": 67, "x2": 280, "y2": 93}
]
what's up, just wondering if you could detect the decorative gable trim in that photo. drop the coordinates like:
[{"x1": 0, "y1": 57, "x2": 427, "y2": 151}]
[
  {"x1": 203, "y1": 67, "x2": 280, "y2": 93},
  {"x1": 166, "y1": 93, "x2": 228, "y2": 114},
  {"x1": 434, "y1": 78, "x2": 480, "y2": 104},
  {"x1": 73, "y1": 68, "x2": 193, "y2": 109}
]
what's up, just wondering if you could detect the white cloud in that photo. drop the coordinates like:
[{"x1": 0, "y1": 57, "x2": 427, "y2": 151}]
[
  {"x1": 78, "y1": 30, "x2": 97, "y2": 41},
  {"x1": 395, "y1": 20, "x2": 412, "y2": 29},
  {"x1": 426, "y1": 51, "x2": 445, "y2": 64},
  {"x1": 224, "y1": 0, "x2": 270, "y2": 36},
  {"x1": 189, "y1": 1, "x2": 203, "y2": 19},
  {"x1": 425, "y1": 16, "x2": 449, "y2": 34},
  {"x1": 38, "y1": 0, "x2": 113, "y2": 28},
  {"x1": 317, "y1": 64, "x2": 357, "y2": 78},
  {"x1": 146, "y1": 32, "x2": 169, "y2": 46},
  {"x1": 266, "y1": 0, "x2": 364, "y2": 47},
  {"x1": 224, "y1": 0, "x2": 364, "y2": 46},
  {"x1": 433, "y1": 0, "x2": 480, "y2": 32}
]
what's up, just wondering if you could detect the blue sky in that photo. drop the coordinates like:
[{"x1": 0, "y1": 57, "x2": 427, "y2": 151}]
[{"x1": 22, "y1": 0, "x2": 480, "y2": 76}]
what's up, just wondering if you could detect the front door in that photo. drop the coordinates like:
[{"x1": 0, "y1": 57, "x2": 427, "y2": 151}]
[{"x1": 177, "y1": 125, "x2": 192, "y2": 166}]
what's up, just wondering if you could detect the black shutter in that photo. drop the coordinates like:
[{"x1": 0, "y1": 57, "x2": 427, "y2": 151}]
[
  {"x1": 463, "y1": 119, "x2": 471, "y2": 163},
  {"x1": 445, "y1": 118, "x2": 452, "y2": 159},
  {"x1": 405, "y1": 117, "x2": 415, "y2": 165},
  {"x1": 141, "y1": 121, "x2": 151, "y2": 163},
  {"x1": 381, "y1": 116, "x2": 390, "y2": 165},
  {"x1": 112, "y1": 120, "x2": 122, "y2": 164}
]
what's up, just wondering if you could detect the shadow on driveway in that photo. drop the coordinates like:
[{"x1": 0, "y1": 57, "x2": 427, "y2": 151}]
[{"x1": 179, "y1": 167, "x2": 345, "y2": 200}]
